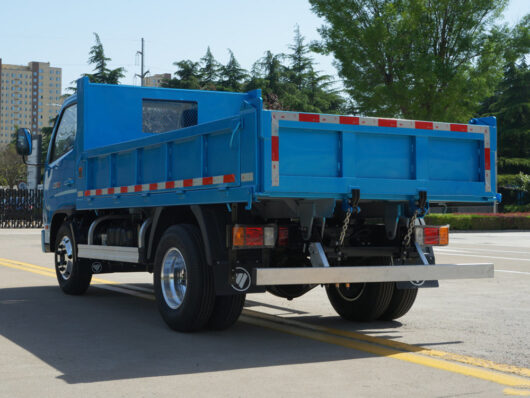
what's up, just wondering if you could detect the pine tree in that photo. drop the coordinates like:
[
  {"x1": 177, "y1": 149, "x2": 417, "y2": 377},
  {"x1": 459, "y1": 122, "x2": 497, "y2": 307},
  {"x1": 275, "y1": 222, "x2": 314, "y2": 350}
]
[
  {"x1": 84, "y1": 33, "x2": 125, "y2": 84},
  {"x1": 199, "y1": 47, "x2": 221, "y2": 89}
]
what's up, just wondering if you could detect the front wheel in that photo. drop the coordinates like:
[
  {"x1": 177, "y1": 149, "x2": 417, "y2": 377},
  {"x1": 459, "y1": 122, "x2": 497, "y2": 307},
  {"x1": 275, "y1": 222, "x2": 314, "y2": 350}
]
[
  {"x1": 153, "y1": 225, "x2": 215, "y2": 332},
  {"x1": 54, "y1": 222, "x2": 92, "y2": 295}
]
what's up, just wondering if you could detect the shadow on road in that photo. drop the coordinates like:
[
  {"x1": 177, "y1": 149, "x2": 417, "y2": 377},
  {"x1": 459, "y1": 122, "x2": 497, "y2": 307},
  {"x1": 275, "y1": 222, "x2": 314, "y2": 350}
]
[{"x1": 0, "y1": 284, "x2": 376, "y2": 384}]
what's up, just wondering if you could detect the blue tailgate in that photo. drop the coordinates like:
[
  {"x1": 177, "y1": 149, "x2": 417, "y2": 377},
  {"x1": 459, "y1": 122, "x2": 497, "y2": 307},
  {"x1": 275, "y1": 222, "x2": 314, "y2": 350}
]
[{"x1": 259, "y1": 111, "x2": 497, "y2": 203}]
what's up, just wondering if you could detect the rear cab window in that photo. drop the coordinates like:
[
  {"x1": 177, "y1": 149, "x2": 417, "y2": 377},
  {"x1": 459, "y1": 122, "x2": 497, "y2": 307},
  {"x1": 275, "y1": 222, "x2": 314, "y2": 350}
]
[{"x1": 142, "y1": 100, "x2": 198, "y2": 134}]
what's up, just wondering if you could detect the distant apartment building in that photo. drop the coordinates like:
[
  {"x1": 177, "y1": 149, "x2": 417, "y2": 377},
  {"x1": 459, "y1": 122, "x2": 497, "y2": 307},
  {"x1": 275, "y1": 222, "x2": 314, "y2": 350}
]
[
  {"x1": 0, "y1": 59, "x2": 62, "y2": 148},
  {"x1": 144, "y1": 73, "x2": 171, "y2": 88}
]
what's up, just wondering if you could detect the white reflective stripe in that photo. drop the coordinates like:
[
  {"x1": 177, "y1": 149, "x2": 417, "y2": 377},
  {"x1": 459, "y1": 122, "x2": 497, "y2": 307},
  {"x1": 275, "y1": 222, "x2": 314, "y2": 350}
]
[
  {"x1": 90, "y1": 190, "x2": 96, "y2": 196},
  {"x1": 484, "y1": 129, "x2": 490, "y2": 148},
  {"x1": 320, "y1": 115, "x2": 340, "y2": 124},
  {"x1": 485, "y1": 170, "x2": 491, "y2": 192},
  {"x1": 359, "y1": 117, "x2": 377, "y2": 126},
  {"x1": 396, "y1": 119, "x2": 415, "y2": 128},
  {"x1": 77, "y1": 191, "x2": 83, "y2": 198},
  {"x1": 157, "y1": 182, "x2": 165, "y2": 190},
  {"x1": 175, "y1": 180, "x2": 184, "y2": 188},
  {"x1": 272, "y1": 161, "x2": 279, "y2": 187},
  {"x1": 141, "y1": 184, "x2": 149, "y2": 191},
  {"x1": 101, "y1": 188, "x2": 108, "y2": 195},
  {"x1": 192, "y1": 178, "x2": 202, "y2": 186},
  {"x1": 434, "y1": 122, "x2": 450, "y2": 131},
  {"x1": 276, "y1": 112, "x2": 298, "y2": 121},
  {"x1": 241, "y1": 172, "x2": 254, "y2": 182},
  {"x1": 468, "y1": 125, "x2": 489, "y2": 134},
  {"x1": 127, "y1": 185, "x2": 135, "y2": 193},
  {"x1": 271, "y1": 113, "x2": 279, "y2": 137},
  {"x1": 212, "y1": 175, "x2": 224, "y2": 184}
]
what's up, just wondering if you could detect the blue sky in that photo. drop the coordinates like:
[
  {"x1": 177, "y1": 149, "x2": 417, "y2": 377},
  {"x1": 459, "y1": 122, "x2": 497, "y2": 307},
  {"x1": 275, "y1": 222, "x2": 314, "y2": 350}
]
[{"x1": 1, "y1": 0, "x2": 528, "y2": 93}]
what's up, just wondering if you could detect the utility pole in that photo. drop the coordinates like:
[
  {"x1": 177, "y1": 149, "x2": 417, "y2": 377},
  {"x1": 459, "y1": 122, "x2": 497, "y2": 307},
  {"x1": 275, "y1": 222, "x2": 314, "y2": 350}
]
[{"x1": 135, "y1": 38, "x2": 149, "y2": 86}]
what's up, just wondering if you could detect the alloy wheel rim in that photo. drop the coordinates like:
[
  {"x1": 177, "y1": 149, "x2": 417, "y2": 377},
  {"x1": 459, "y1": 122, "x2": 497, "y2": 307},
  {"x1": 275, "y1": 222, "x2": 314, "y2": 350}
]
[
  {"x1": 56, "y1": 236, "x2": 74, "y2": 280},
  {"x1": 161, "y1": 248, "x2": 188, "y2": 309}
]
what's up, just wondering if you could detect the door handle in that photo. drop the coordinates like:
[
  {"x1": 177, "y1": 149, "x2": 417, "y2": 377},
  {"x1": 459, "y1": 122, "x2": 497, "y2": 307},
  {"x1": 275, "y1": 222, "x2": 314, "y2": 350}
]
[{"x1": 64, "y1": 178, "x2": 74, "y2": 187}]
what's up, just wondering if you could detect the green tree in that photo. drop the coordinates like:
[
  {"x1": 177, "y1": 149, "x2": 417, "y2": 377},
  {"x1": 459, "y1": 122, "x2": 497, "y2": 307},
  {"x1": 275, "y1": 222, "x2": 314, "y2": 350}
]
[
  {"x1": 310, "y1": 0, "x2": 511, "y2": 121},
  {"x1": 198, "y1": 47, "x2": 221, "y2": 89},
  {"x1": 219, "y1": 50, "x2": 247, "y2": 91},
  {"x1": 162, "y1": 60, "x2": 201, "y2": 89},
  {"x1": 0, "y1": 144, "x2": 26, "y2": 188},
  {"x1": 83, "y1": 33, "x2": 125, "y2": 84},
  {"x1": 478, "y1": 15, "x2": 530, "y2": 158},
  {"x1": 287, "y1": 25, "x2": 314, "y2": 90},
  {"x1": 479, "y1": 60, "x2": 530, "y2": 158}
]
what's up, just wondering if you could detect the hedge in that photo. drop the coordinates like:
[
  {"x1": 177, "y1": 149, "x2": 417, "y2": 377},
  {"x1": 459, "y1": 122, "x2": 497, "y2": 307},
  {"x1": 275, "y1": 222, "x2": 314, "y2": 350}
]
[
  {"x1": 498, "y1": 157, "x2": 530, "y2": 175},
  {"x1": 424, "y1": 213, "x2": 530, "y2": 230}
]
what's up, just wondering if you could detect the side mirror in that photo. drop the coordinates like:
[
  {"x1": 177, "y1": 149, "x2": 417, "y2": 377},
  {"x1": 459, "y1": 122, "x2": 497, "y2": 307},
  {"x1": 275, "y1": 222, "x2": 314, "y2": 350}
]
[{"x1": 16, "y1": 128, "x2": 32, "y2": 156}]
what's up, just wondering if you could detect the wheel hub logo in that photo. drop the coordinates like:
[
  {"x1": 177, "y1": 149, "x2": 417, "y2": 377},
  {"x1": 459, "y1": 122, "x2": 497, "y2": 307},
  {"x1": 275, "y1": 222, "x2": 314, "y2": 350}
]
[{"x1": 232, "y1": 267, "x2": 251, "y2": 292}]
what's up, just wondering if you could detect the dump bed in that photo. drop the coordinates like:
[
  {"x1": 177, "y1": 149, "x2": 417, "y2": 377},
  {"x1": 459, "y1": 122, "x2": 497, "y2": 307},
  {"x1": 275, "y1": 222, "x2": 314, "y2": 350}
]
[
  {"x1": 260, "y1": 111, "x2": 497, "y2": 203},
  {"x1": 75, "y1": 80, "x2": 497, "y2": 210}
]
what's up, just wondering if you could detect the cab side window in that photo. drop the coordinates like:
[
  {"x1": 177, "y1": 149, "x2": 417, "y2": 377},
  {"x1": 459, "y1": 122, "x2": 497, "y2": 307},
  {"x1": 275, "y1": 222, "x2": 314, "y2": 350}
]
[{"x1": 50, "y1": 105, "x2": 77, "y2": 163}]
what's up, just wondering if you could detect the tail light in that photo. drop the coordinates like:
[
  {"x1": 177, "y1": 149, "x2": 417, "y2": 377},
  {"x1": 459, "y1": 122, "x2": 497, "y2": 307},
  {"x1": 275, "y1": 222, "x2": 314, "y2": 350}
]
[
  {"x1": 232, "y1": 225, "x2": 276, "y2": 249},
  {"x1": 278, "y1": 226, "x2": 289, "y2": 247},
  {"x1": 415, "y1": 225, "x2": 449, "y2": 246}
]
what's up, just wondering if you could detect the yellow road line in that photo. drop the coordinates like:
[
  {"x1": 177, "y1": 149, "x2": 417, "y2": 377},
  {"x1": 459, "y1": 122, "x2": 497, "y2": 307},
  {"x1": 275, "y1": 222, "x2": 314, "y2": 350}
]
[
  {"x1": 242, "y1": 308, "x2": 530, "y2": 379},
  {"x1": 504, "y1": 388, "x2": 530, "y2": 396},
  {"x1": 241, "y1": 313, "x2": 530, "y2": 389},
  {"x1": 1, "y1": 258, "x2": 529, "y2": 390}
]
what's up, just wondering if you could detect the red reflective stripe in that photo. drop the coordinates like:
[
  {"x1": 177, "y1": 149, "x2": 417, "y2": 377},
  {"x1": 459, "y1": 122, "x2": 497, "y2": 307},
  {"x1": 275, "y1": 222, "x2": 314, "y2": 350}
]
[
  {"x1": 120, "y1": 186, "x2": 128, "y2": 193},
  {"x1": 149, "y1": 183, "x2": 158, "y2": 191},
  {"x1": 415, "y1": 121, "x2": 433, "y2": 130},
  {"x1": 223, "y1": 174, "x2": 235, "y2": 183},
  {"x1": 485, "y1": 148, "x2": 491, "y2": 170},
  {"x1": 108, "y1": 187, "x2": 115, "y2": 195},
  {"x1": 134, "y1": 185, "x2": 142, "y2": 192},
  {"x1": 203, "y1": 176, "x2": 213, "y2": 185},
  {"x1": 378, "y1": 118, "x2": 397, "y2": 128},
  {"x1": 183, "y1": 179, "x2": 193, "y2": 187},
  {"x1": 95, "y1": 189, "x2": 102, "y2": 196},
  {"x1": 165, "y1": 181, "x2": 175, "y2": 189},
  {"x1": 271, "y1": 136, "x2": 279, "y2": 161},
  {"x1": 84, "y1": 190, "x2": 90, "y2": 197},
  {"x1": 299, "y1": 113, "x2": 320, "y2": 122},
  {"x1": 339, "y1": 116, "x2": 359, "y2": 125},
  {"x1": 450, "y1": 124, "x2": 468, "y2": 132}
]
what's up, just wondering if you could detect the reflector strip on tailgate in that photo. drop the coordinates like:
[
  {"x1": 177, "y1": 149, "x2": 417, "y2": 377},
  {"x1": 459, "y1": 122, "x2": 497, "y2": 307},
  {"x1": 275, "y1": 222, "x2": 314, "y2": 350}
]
[{"x1": 269, "y1": 112, "x2": 491, "y2": 191}]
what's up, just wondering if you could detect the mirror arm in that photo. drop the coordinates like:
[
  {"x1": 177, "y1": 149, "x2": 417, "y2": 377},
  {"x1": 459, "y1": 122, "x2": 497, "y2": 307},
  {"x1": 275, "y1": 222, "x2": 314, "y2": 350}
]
[{"x1": 22, "y1": 156, "x2": 44, "y2": 167}]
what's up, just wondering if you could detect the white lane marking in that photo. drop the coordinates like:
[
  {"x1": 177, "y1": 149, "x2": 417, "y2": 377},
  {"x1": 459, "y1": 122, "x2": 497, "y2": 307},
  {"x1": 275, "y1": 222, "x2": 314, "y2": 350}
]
[
  {"x1": 439, "y1": 247, "x2": 530, "y2": 255},
  {"x1": 435, "y1": 248, "x2": 474, "y2": 254},
  {"x1": 495, "y1": 270, "x2": 530, "y2": 275},
  {"x1": 435, "y1": 251, "x2": 530, "y2": 263}
]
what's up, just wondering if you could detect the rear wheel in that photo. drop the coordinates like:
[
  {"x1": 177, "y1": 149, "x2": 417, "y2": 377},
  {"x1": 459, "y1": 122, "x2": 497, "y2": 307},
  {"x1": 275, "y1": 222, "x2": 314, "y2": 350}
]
[
  {"x1": 54, "y1": 223, "x2": 92, "y2": 295},
  {"x1": 206, "y1": 294, "x2": 246, "y2": 330},
  {"x1": 326, "y1": 257, "x2": 394, "y2": 321},
  {"x1": 153, "y1": 225, "x2": 215, "y2": 332},
  {"x1": 379, "y1": 288, "x2": 418, "y2": 321}
]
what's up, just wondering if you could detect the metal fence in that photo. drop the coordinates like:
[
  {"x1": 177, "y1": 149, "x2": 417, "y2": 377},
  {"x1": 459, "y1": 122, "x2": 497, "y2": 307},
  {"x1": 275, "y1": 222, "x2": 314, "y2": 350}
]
[{"x1": 0, "y1": 189, "x2": 43, "y2": 228}]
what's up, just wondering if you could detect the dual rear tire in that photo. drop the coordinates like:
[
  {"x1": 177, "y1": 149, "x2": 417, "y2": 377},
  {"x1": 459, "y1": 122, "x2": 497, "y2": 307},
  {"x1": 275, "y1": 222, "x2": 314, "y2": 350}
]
[
  {"x1": 153, "y1": 224, "x2": 245, "y2": 332},
  {"x1": 325, "y1": 257, "x2": 418, "y2": 322}
]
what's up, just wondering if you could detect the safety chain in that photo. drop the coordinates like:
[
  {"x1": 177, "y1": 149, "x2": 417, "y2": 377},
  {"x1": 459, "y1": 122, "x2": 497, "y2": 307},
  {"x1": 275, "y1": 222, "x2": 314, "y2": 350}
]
[
  {"x1": 402, "y1": 210, "x2": 419, "y2": 249},
  {"x1": 338, "y1": 208, "x2": 353, "y2": 247}
]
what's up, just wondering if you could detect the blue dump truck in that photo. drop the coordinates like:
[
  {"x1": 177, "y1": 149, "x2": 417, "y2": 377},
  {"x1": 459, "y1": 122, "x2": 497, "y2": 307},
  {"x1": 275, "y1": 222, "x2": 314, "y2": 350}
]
[{"x1": 16, "y1": 77, "x2": 497, "y2": 332}]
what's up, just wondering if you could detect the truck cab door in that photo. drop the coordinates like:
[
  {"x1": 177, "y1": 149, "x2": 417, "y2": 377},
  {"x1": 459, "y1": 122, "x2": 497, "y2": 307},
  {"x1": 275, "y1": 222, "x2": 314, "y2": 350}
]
[{"x1": 44, "y1": 104, "x2": 77, "y2": 217}]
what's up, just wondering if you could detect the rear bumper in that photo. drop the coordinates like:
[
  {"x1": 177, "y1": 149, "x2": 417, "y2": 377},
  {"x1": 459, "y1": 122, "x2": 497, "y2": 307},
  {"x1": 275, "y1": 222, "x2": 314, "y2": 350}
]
[{"x1": 254, "y1": 263, "x2": 493, "y2": 286}]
